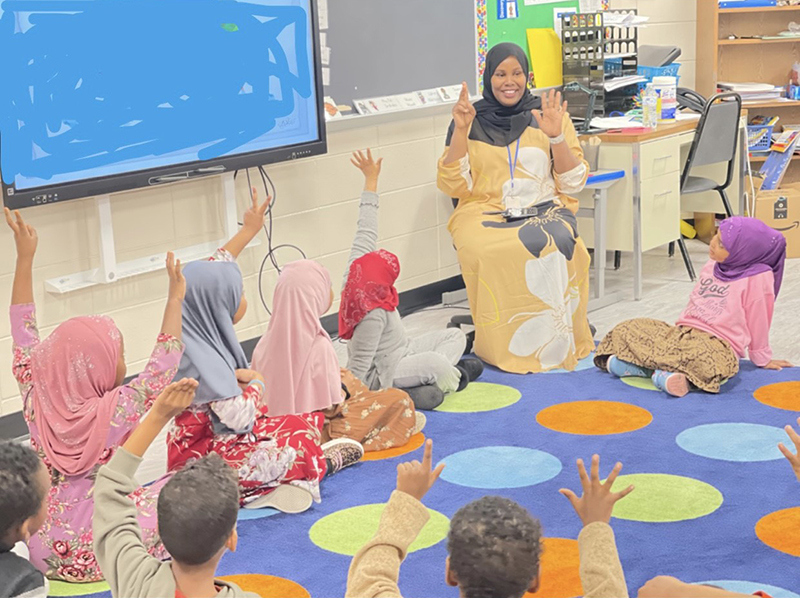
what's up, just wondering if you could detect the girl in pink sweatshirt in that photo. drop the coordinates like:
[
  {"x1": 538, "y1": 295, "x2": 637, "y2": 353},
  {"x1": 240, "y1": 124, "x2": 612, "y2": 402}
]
[{"x1": 595, "y1": 217, "x2": 791, "y2": 397}]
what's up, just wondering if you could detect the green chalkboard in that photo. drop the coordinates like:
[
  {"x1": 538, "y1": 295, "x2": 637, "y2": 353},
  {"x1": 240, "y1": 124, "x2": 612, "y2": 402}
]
[{"x1": 488, "y1": 0, "x2": 579, "y2": 65}]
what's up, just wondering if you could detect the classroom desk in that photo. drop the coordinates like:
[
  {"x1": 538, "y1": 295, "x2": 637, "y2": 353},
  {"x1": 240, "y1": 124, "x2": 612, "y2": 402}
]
[{"x1": 576, "y1": 116, "x2": 747, "y2": 300}]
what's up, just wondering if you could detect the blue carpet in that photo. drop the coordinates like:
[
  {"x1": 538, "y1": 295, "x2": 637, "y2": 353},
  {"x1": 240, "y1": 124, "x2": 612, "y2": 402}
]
[{"x1": 57, "y1": 360, "x2": 800, "y2": 597}]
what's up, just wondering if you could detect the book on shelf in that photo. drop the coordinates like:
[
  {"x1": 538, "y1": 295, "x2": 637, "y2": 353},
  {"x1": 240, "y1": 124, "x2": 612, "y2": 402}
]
[
  {"x1": 750, "y1": 115, "x2": 780, "y2": 126},
  {"x1": 718, "y1": 82, "x2": 785, "y2": 102},
  {"x1": 773, "y1": 130, "x2": 800, "y2": 153}
]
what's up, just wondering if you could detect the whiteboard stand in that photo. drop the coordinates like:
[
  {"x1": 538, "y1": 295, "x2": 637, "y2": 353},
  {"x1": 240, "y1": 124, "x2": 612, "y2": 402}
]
[{"x1": 45, "y1": 171, "x2": 256, "y2": 294}]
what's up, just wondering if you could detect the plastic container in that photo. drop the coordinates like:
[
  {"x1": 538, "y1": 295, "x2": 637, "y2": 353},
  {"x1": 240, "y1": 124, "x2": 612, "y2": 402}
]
[
  {"x1": 653, "y1": 76, "x2": 677, "y2": 122},
  {"x1": 642, "y1": 83, "x2": 659, "y2": 129},
  {"x1": 747, "y1": 124, "x2": 774, "y2": 152}
]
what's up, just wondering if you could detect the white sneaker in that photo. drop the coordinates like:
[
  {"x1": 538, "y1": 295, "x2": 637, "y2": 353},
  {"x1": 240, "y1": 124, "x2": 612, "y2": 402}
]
[
  {"x1": 411, "y1": 412, "x2": 427, "y2": 436},
  {"x1": 243, "y1": 484, "x2": 313, "y2": 514},
  {"x1": 322, "y1": 438, "x2": 364, "y2": 474}
]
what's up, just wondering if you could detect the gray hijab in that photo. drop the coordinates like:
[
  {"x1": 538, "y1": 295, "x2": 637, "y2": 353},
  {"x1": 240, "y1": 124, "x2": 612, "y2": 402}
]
[{"x1": 176, "y1": 260, "x2": 248, "y2": 406}]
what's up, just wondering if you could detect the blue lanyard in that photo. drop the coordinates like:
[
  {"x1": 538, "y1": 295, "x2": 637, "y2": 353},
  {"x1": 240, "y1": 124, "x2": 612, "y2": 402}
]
[{"x1": 507, "y1": 139, "x2": 520, "y2": 190}]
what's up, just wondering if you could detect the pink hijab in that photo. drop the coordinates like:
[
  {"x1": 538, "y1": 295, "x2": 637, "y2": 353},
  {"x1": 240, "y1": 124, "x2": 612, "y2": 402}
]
[
  {"x1": 251, "y1": 260, "x2": 342, "y2": 417},
  {"x1": 29, "y1": 316, "x2": 123, "y2": 476}
]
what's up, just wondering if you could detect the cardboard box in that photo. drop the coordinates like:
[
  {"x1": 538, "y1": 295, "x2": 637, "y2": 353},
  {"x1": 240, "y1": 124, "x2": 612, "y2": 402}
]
[{"x1": 755, "y1": 183, "x2": 800, "y2": 258}]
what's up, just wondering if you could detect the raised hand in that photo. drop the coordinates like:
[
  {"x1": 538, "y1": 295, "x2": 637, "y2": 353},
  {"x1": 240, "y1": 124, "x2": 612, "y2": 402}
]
[
  {"x1": 4, "y1": 207, "x2": 38, "y2": 261},
  {"x1": 396, "y1": 439, "x2": 445, "y2": 502},
  {"x1": 166, "y1": 251, "x2": 185, "y2": 302},
  {"x1": 779, "y1": 417, "x2": 800, "y2": 483},
  {"x1": 351, "y1": 149, "x2": 383, "y2": 192},
  {"x1": 764, "y1": 359, "x2": 794, "y2": 371},
  {"x1": 242, "y1": 186, "x2": 271, "y2": 233},
  {"x1": 559, "y1": 454, "x2": 634, "y2": 526},
  {"x1": 151, "y1": 378, "x2": 199, "y2": 422},
  {"x1": 533, "y1": 89, "x2": 569, "y2": 140},
  {"x1": 452, "y1": 82, "x2": 476, "y2": 131}
]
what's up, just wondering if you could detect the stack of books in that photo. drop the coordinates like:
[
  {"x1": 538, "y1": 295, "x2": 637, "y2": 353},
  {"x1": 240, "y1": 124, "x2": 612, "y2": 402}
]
[{"x1": 718, "y1": 82, "x2": 786, "y2": 103}]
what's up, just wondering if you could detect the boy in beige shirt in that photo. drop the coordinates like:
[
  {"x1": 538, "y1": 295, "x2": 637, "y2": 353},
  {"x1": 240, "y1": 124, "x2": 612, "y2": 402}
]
[
  {"x1": 346, "y1": 441, "x2": 633, "y2": 598},
  {"x1": 93, "y1": 379, "x2": 258, "y2": 598}
]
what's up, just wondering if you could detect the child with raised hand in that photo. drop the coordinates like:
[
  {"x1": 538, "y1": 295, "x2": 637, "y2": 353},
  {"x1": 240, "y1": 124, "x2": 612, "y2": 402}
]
[
  {"x1": 346, "y1": 446, "x2": 631, "y2": 598},
  {"x1": 5, "y1": 207, "x2": 186, "y2": 582},
  {"x1": 595, "y1": 217, "x2": 792, "y2": 398},
  {"x1": 0, "y1": 442, "x2": 50, "y2": 598},
  {"x1": 340, "y1": 150, "x2": 483, "y2": 411},
  {"x1": 168, "y1": 187, "x2": 355, "y2": 515},
  {"x1": 93, "y1": 378, "x2": 258, "y2": 598}
]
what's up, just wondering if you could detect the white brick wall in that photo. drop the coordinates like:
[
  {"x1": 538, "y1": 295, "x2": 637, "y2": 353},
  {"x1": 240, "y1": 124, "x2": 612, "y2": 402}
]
[
  {"x1": 0, "y1": 108, "x2": 460, "y2": 416},
  {"x1": 609, "y1": 0, "x2": 698, "y2": 89}
]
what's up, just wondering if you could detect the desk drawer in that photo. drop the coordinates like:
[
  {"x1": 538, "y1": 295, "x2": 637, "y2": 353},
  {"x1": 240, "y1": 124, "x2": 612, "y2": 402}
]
[
  {"x1": 640, "y1": 173, "x2": 680, "y2": 250},
  {"x1": 638, "y1": 137, "x2": 680, "y2": 180}
]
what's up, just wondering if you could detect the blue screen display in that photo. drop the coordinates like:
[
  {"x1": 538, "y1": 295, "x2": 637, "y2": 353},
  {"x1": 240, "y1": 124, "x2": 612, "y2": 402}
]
[{"x1": 0, "y1": 0, "x2": 320, "y2": 191}]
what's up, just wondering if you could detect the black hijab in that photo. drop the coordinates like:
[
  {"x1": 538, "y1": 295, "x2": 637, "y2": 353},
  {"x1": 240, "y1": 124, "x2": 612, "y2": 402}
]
[{"x1": 472, "y1": 43, "x2": 542, "y2": 147}]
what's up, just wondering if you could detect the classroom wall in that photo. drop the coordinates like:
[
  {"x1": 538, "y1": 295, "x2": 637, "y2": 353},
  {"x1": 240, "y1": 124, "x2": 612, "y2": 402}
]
[
  {"x1": 609, "y1": 0, "x2": 697, "y2": 90},
  {"x1": 0, "y1": 113, "x2": 460, "y2": 417}
]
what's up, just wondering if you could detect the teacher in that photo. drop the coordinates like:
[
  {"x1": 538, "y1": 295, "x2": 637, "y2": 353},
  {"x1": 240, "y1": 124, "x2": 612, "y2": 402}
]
[{"x1": 437, "y1": 42, "x2": 593, "y2": 373}]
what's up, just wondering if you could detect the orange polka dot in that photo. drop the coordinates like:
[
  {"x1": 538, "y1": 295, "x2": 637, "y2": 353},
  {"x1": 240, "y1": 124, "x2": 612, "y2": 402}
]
[
  {"x1": 756, "y1": 507, "x2": 800, "y2": 557},
  {"x1": 218, "y1": 574, "x2": 310, "y2": 598},
  {"x1": 754, "y1": 382, "x2": 800, "y2": 412},
  {"x1": 362, "y1": 433, "x2": 426, "y2": 461},
  {"x1": 525, "y1": 538, "x2": 583, "y2": 598},
  {"x1": 536, "y1": 401, "x2": 653, "y2": 436}
]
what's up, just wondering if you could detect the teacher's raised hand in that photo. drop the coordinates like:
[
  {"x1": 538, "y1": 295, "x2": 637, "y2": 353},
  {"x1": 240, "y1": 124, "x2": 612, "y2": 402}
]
[
  {"x1": 452, "y1": 82, "x2": 476, "y2": 131},
  {"x1": 532, "y1": 89, "x2": 568, "y2": 139}
]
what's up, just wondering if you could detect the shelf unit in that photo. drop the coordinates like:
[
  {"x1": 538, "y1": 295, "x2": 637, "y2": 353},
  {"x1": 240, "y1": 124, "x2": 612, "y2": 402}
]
[{"x1": 697, "y1": 1, "x2": 800, "y2": 184}]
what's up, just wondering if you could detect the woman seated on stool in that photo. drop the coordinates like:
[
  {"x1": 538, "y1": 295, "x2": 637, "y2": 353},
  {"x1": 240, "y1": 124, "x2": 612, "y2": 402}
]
[{"x1": 437, "y1": 42, "x2": 593, "y2": 374}]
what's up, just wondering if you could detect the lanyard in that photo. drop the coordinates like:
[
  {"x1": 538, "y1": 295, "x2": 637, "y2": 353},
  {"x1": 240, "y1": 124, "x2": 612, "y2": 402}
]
[{"x1": 507, "y1": 138, "x2": 521, "y2": 190}]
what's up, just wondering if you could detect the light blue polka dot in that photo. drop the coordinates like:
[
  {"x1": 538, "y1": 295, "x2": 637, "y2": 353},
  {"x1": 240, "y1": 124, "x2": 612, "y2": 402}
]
[
  {"x1": 439, "y1": 446, "x2": 562, "y2": 489},
  {"x1": 542, "y1": 353, "x2": 595, "y2": 374},
  {"x1": 696, "y1": 580, "x2": 800, "y2": 598},
  {"x1": 238, "y1": 507, "x2": 279, "y2": 521},
  {"x1": 677, "y1": 423, "x2": 790, "y2": 462}
]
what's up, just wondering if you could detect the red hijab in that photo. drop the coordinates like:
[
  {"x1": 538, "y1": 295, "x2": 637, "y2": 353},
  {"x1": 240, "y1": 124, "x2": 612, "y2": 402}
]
[{"x1": 338, "y1": 250, "x2": 400, "y2": 340}]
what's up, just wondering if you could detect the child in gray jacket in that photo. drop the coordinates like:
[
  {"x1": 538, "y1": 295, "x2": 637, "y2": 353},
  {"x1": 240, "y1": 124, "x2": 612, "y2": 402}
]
[{"x1": 339, "y1": 150, "x2": 483, "y2": 410}]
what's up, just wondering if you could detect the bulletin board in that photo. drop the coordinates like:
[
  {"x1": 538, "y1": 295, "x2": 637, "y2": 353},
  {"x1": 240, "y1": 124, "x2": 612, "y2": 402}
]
[{"x1": 487, "y1": 0, "x2": 580, "y2": 66}]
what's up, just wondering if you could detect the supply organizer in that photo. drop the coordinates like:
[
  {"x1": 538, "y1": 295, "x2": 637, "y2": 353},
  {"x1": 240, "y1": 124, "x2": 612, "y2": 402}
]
[{"x1": 561, "y1": 9, "x2": 640, "y2": 119}]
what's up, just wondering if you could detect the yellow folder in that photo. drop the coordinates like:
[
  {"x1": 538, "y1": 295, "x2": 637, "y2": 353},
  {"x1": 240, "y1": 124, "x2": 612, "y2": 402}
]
[{"x1": 527, "y1": 28, "x2": 562, "y2": 88}]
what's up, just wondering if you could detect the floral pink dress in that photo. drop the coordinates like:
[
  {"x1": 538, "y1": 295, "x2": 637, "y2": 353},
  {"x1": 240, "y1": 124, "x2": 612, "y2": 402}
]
[
  {"x1": 11, "y1": 304, "x2": 184, "y2": 582},
  {"x1": 166, "y1": 248, "x2": 327, "y2": 505}
]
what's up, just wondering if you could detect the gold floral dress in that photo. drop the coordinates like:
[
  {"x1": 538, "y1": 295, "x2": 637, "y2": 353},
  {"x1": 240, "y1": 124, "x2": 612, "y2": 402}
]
[{"x1": 437, "y1": 114, "x2": 594, "y2": 373}]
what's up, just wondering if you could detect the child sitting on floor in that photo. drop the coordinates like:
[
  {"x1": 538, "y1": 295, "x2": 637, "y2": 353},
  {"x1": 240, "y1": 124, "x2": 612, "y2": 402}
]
[
  {"x1": 93, "y1": 378, "x2": 259, "y2": 598},
  {"x1": 0, "y1": 442, "x2": 50, "y2": 598},
  {"x1": 345, "y1": 443, "x2": 632, "y2": 598},
  {"x1": 340, "y1": 150, "x2": 483, "y2": 411},
  {"x1": 595, "y1": 217, "x2": 792, "y2": 397}
]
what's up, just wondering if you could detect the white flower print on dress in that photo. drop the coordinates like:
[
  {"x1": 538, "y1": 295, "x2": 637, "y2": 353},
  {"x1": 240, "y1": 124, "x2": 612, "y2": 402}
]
[{"x1": 507, "y1": 251, "x2": 580, "y2": 368}]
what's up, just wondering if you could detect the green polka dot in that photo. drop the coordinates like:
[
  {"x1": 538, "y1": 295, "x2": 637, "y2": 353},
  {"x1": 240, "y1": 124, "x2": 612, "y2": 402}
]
[
  {"x1": 48, "y1": 580, "x2": 111, "y2": 596},
  {"x1": 621, "y1": 377, "x2": 659, "y2": 391},
  {"x1": 310, "y1": 503, "x2": 450, "y2": 556},
  {"x1": 608, "y1": 473, "x2": 723, "y2": 522},
  {"x1": 435, "y1": 382, "x2": 521, "y2": 413},
  {"x1": 221, "y1": 23, "x2": 239, "y2": 31}
]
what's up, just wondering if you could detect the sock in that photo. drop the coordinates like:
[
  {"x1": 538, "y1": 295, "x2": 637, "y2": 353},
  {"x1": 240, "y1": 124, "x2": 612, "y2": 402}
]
[
  {"x1": 651, "y1": 370, "x2": 690, "y2": 398},
  {"x1": 325, "y1": 458, "x2": 333, "y2": 477},
  {"x1": 607, "y1": 355, "x2": 653, "y2": 378}
]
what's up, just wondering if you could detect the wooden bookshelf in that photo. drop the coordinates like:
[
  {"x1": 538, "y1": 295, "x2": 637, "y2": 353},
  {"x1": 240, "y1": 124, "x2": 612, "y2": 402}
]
[
  {"x1": 720, "y1": 5, "x2": 800, "y2": 13},
  {"x1": 697, "y1": 1, "x2": 800, "y2": 183},
  {"x1": 749, "y1": 154, "x2": 800, "y2": 163}
]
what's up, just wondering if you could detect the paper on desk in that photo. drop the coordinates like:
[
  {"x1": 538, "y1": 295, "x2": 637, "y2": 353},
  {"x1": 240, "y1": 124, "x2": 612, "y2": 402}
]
[
  {"x1": 604, "y1": 76, "x2": 647, "y2": 92},
  {"x1": 590, "y1": 116, "x2": 638, "y2": 129},
  {"x1": 322, "y1": 67, "x2": 330, "y2": 86}
]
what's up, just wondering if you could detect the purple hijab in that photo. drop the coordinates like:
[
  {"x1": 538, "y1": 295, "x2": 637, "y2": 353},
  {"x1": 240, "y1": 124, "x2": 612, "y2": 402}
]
[{"x1": 715, "y1": 217, "x2": 786, "y2": 297}]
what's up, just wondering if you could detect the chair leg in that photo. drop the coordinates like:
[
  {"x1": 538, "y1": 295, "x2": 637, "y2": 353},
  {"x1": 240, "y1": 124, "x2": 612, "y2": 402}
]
[
  {"x1": 668, "y1": 241, "x2": 675, "y2": 257},
  {"x1": 718, "y1": 188, "x2": 734, "y2": 218},
  {"x1": 677, "y1": 237, "x2": 696, "y2": 281},
  {"x1": 614, "y1": 251, "x2": 621, "y2": 270}
]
